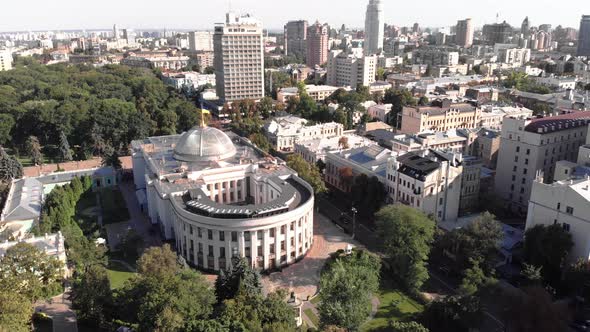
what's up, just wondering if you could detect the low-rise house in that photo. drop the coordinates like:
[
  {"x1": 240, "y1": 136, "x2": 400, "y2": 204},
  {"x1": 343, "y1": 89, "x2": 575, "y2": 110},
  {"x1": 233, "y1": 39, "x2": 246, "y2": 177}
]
[
  {"x1": 264, "y1": 115, "x2": 343, "y2": 152},
  {"x1": 294, "y1": 134, "x2": 376, "y2": 164}
]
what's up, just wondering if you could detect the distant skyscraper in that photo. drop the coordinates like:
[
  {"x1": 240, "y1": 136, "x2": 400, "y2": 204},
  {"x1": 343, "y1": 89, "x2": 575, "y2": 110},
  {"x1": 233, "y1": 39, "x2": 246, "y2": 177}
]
[
  {"x1": 412, "y1": 23, "x2": 420, "y2": 34},
  {"x1": 482, "y1": 21, "x2": 512, "y2": 45},
  {"x1": 113, "y1": 24, "x2": 119, "y2": 40},
  {"x1": 188, "y1": 31, "x2": 214, "y2": 52},
  {"x1": 122, "y1": 29, "x2": 136, "y2": 45},
  {"x1": 363, "y1": 0, "x2": 384, "y2": 55},
  {"x1": 521, "y1": 17, "x2": 530, "y2": 36},
  {"x1": 456, "y1": 18, "x2": 474, "y2": 48},
  {"x1": 214, "y1": 13, "x2": 264, "y2": 103},
  {"x1": 307, "y1": 21, "x2": 329, "y2": 68},
  {"x1": 284, "y1": 20, "x2": 308, "y2": 59},
  {"x1": 539, "y1": 24, "x2": 552, "y2": 33},
  {"x1": 577, "y1": 15, "x2": 590, "y2": 56}
]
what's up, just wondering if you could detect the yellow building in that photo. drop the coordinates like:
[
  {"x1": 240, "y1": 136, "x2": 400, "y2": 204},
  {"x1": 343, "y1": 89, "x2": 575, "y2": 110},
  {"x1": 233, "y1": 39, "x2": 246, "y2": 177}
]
[{"x1": 399, "y1": 99, "x2": 481, "y2": 134}]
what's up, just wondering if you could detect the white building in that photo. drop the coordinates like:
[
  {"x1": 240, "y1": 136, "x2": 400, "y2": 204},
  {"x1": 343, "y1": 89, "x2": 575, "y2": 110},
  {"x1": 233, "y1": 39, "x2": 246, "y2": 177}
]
[
  {"x1": 497, "y1": 48, "x2": 531, "y2": 66},
  {"x1": 294, "y1": 134, "x2": 376, "y2": 164},
  {"x1": 533, "y1": 76, "x2": 578, "y2": 90},
  {"x1": 325, "y1": 145, "x2": 393, "y2": 192},
  {"x1": 264, "y1": 116, "x2": 344, "y2": 152},
  {"x1": 162, "y1": 72, "x2": 216, "y2": 94},
  {"x1": 367, "y1": 104, "x2": 392, "y2": 122},
  {"x1": 0, "y1": 49, "x2": 12, "y2": 71},
  {"x1": 276, "y1": 85, "x2": 346, "y2": 103},
  {"x1": 363, "y1": 0, "x2": 384, "y2": 55},
  {"x1": 189, "y1": 31, "x2": 214, "y2": 52},
  {"x1": 131, "y1": 126, "x2": 315, "y2": 271},
  {"x1": 214, "y1": 12, "x2": 265, "y2": 102},
  {"x1": 327, "y1": 50, "x2": 377, "y2": 89},
  {"x1": 390, "y1": 129, "x2": 471, "y2": 155},
  {"x1": 385, "y1": 150, "x2": 463, "y2": 222},
  {"x1": 0, "y1": 232, "x2": 67, "y2": 267},
  {"x1": 479, "y1": 106, "x2": 534, "y2": 130}
]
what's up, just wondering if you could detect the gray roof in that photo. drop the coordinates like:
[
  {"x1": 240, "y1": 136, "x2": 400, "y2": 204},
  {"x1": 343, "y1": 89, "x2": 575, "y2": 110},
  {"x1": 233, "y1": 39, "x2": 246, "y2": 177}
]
[
  {"x1": 1, "y1": 178, "x2": 43, "y2": 222},
  {"x1": 173, "y1": 126, "x2": 237, "y2": 163}
]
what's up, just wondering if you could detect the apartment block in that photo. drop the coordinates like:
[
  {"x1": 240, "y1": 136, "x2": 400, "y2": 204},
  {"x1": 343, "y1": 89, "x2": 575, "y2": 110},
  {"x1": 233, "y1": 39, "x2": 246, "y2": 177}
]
[
  {"x1": 214, "y1": 13, "x2": 265, "y2": 103},
  {"x1": 494, "y1": 113, "x2": 590, "y2": 214},
  {"x1": 399, "y1": 99, "x2": 482, "y2": 134},
  {"x1": 0, "y1": 49, "x2": 13, "y2": 71},
  {"x1": 326, "y1": 50, "x2": 377, "y2": 89}
]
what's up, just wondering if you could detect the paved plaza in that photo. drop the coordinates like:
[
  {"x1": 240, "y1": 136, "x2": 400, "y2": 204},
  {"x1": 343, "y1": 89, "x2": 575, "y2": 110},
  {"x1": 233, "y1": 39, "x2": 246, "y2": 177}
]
[{"x1": 262, "y1": 211, "x2": 362, "y2": 299}]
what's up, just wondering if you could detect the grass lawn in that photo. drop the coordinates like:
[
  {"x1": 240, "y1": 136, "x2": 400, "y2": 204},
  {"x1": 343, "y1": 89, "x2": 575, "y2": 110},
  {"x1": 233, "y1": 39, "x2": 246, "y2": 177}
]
[
  {"x1": 106, "y1": 260, "x2": 136, "y2": 289},
  {"x1": 304, "y1": 308, "x2": 320, "y2": 327},
  {"x1": 360, "y1": 280, "x2": 424, "y2": 332},
  {"x1": 100, "y1": 188, "x2": 130, "y2": 224}
]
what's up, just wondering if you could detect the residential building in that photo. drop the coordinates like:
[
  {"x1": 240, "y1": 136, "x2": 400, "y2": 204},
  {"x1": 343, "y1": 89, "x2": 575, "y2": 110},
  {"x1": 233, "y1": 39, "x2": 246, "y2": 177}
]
[
  {"x1": 307, "y1": 21, "x2": 329, "y2": 68},
  {"x1": 459, "y1": 156, "x2": 482, "y2": 215},
  {"x1": 385, "y1": 150, "x2": 463, "y2": 222},
  {"x1": 482, "y1": 21, "x2": 513, "y2": 45},
  {"x1": 456, "y1": 19, "x2": 474, "y2": 48},
  {"x1": 276, "y1": 85, "x2": 345, "y2": 103},
  {"x1": 326, "y1": 50, "x2": 377, "y2": 89},
  {"x1": 470, "y1": 129, "x2": 501, "y2": 169},
  {"x1": 364, "y1": 0, "x2": 384, "y2": 55},
  {"x1": 413, "y1": 48, "x2": 459, "y2": 66},
  {"x1": 465, "y1": 87, "x2": 498, "y2": 103},
  {"x1": 121, "y1": 53, "x2": 189, "y2": 70},
  {"x1": 399, "y1": 99, "x2": 482, "y2": 134},
  {"x1": 390, "y1": 129, "x2": 471, "y2": 155},
  {"x1": 578, "y1": 15, "x2": 590, "y2": 56},
  {"x1": 189, "y1": 31, "x2": 214, "y2": 52},
  {"x1": 0, "y1": 232, "x2": 67, "y2": 274},
  {"x1": 367, "y1": 104, "x2": 392, "y2": 122},
  {"x1": 263, "y1": 115, "x2": 344, "y2": 152},
  {"x1": 0, "y1": 49, "x2": 12, "y2": 71},
  {"x1": 494, "y1": 113, "x2": 590, "y2": 214},
  {"x1": 131, "y1": 126, "x2": 315, "y2": 271},
  {"x1": 294, "y1": 134, "x2": 376, "y2": 164},
  {"x1": 284, "y1": 20, "x2": 308, "y2": 59},
  {"x1": 214, "y1": 12, "x2": 265, "y2": 103},
  {"x1": 498, "y1": 48, "x2": 531, "y2": 66},
  {"x1": 479, "y1": 106, "x2": 534, "y2": 130},
  {"x1": 533, "y1": 76, "x2": 577, "y2": 90},
  {"x1": 161, "y1": 72, "x2": 216, "y2": 94},
  {"x1": 325, "y1": 145, "x2": 393, "y2": 192}
]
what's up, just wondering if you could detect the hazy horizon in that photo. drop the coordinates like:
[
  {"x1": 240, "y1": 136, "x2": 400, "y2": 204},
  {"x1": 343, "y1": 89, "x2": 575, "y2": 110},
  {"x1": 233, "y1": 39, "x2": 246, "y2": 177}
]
[{"x1": 1, "y1": 0, "x2": 586, "y2": 33}]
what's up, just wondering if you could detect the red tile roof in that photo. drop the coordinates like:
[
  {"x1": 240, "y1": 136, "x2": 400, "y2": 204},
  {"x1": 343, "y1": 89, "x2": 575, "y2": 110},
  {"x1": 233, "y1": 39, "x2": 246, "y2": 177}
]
[{"x1": 525, "y1": 112, "x2": 590, "y2": 133}]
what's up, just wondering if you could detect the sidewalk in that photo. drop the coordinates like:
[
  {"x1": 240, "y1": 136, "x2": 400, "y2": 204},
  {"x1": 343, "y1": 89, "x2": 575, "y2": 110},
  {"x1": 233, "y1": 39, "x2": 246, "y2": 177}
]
[{"x1": 34, "y1": 288, "x2": 77, "y2": 332}]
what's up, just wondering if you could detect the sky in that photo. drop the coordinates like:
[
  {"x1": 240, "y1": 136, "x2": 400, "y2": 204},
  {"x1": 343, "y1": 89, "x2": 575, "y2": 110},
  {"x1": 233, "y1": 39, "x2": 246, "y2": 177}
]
[{"x1": 0, "y1": 0, "x2": 585, "y2": 32}]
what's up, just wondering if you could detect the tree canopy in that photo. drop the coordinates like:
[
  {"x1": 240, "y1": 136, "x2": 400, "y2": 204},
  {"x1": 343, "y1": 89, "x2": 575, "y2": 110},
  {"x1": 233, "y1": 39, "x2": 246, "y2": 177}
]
[
  {"x1": 523, "y1": 224, "x2": 573, "y2": 286},
  {"x1": 287, "y1": 154, "x2": 327, "y2": 194}
]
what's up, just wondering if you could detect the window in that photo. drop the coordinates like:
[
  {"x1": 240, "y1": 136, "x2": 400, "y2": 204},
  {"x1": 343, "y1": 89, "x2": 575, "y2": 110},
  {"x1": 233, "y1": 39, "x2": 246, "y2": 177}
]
[
  {"x1": 513, "y1": 166, "x2": 517, "y2": 172},
  {"x1": 557, "y1": 202, "x2": 561, "y2": 210},
  {"x1": 198, "y1": 228, "x2": 202, "y2": 238},
  {"x1": 566, "y1": 206, "x2": 574, "y2": 215},
  {"x1": 439, "y1": 198, "x2": 443, "y2": 206},
  {"x1": 526, "y1": 149, "x2": 530, "y2": 155},
  {"x1": 208, "y1": 230, "x2": 213, "y2": 240},
  {"x1": 516, "y1": 146, "x2": 520, "y2": 153},
  {"x1": 524, "y1": 159, "x2": 529, "y2": 165},
  {"x1": 219, "y1": 231, "x2": 225, "y2": 242},
  {"x1": 231, "y1": 231, "x2": 237, "y2": 242},
  {"x1": 270, "y1": 228, "x2": 275, "y2": 237},
  {"x1": 220, "y1": 247, "x2": 226, "y2": 258},
  {"x1": 189, "y1": 225, "x2": 193, "y2": 235},
  {"x1": 514, "y1": 156, "x2": 519, "y2": 162},
  {"x1": 562, "y1": 223, "x2": 571, "y2": 232}
]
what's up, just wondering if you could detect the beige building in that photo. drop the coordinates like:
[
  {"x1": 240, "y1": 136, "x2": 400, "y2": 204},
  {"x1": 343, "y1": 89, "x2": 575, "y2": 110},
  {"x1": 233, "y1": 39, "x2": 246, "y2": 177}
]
[
  {"x1": 456, "y1": 19, "x2": 474, "y2": 48},
  {"x1": 479, "y1": 106, "x2": 534, "y2": 131},
  {"x1": 494, "y1": 114, "x2": 590, "y2": 214},
  {"x1": 188, "y1": 31, "x2": 214, "y2": 52},
  {"x1": 326, "y1": 50, "x2": 377, "y2": 89},
  {"x1": 399, "y1": 99, "x2": 482, "y2": 134},
  {"x1": 276, "y1": 85, "x2": 345, "y2": 103},
  {"x1": 263, "y1": 116, "x2": 344, "y2": 152},
  {"x1": 385, "y1": 150, "x2": 463, "y2": 222},
  {"x1": 0, "y1": 49, "x2": 13, "y2": 71},
  {"x1": 390, "y1": 130, "x2": 472, "y2": 155},
  {"x1": 214, "y1": 13, "x2": 265, "y2": 103}
]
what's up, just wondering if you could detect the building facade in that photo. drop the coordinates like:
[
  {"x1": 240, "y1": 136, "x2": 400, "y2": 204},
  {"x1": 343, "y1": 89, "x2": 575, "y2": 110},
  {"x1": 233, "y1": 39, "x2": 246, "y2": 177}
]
[
  {"x1": 399, "y1": 99, "x2": 482, "y2": 134},
  {"x1": 189, "y1": 31, "x2": 214, "y2": 52},
  {"x1": 294, "y1": 134, "x2": 376, "y2": 164},
  {"x1": 364, "y1": 0, "x2": 384, "y2": 55},
  {"x1": 0, "y1": 49, "x2": 13, "y2": 71},
  {"x1": 284, "y1": 20, "x2": 308, "y2": 58},
  {"x1": 307, "y1": 22, "x2": 329, "y2": 68},
  {"x1": 456, "y1": 18, "x2": 474, "y2": 48},
  {"x1": 413, "y1": 48, "x2": 459, "y2": 67},
  {"x1": 494, "y1": 114, "x2": 590, "y2": 214},
  {"x1": 326, "y1": 50, "x2": 377, "y2": 89},
  {"x1": 214, "y1": 13, "x2": 265, "y2": 103},
  {"x1": 578, "y1": 15, "x2": 590, "y2": 56},
  {"x1": 264, "y1": 116, "x2": 344, "y2": 152},
  {"x1": 131, "y1": 126, "x2": 315, "y2": 271}
]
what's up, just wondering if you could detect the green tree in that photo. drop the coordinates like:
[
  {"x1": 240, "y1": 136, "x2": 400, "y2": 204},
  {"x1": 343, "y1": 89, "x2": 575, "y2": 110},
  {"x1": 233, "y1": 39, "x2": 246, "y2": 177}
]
[
  {"x1": 286, "y1": 154, "x2": 326, "y2": 194},
  {"x1": 0, "y1": 291, "x2": 33, "y2": 332},
  {"x1": 101, "y1": 145, "x2": 122, "y2": 170},
  {"x1": 421, "y1": 295, "x2": 483, "y2": 332},
  {"x1": 117, "y1": 229, "x2": 145, "y2": 261},
  {"x1": 215, "y1": 256, "x2": 262, "y2": 302},
  {"x1": 390, "y1": 321, "x2": 429, "y2": 332},
  {"x1": 458, "y1": 259, "x2": 497, "y2": 295},
  {"x1": 520, "y1": 263, "x2": 543, "y2": 287},
  {"x1": 351, "y1": 174, "x2": 387, "y2": 219},
  {"x1": 25, "y1": 136, "x2": 43, "y2": 166},
  {"x1": 319, "y1": 250, "x2": 380, "y2": 330},
  {"x1": 71, "y1": 264, "x2": 113, "y2": 327},
  {"x1": 0, "y1": 147, "x2": 23, "y2": 181},
  {"x1": 0, "y1": 114, "x2": 15, "y2": 145},
  {"x1": 204, "y1": 66, "x2": 215, "y2": 74},
  {"x1": 501, "y1": 286, "x2": 568, "y2": 332},
  {"x1": 523, "y1": 224, "x2": 573, "y2": 285},
  {"x1": 58, "y1": 130, "x2": 73, "y2": 162},
  {"x1": 137, "y1": 244, "x2": 180, "y2": 278},
  {"x1": 249, "y1": 133, "x2": 271, "y2": 153},
  {"x1": 563, "y1": 258, "x2": 590, "y2": 299},
  {"x1": 383, "y1": 89, "x2": 417, "y2": 127},
  {"x1": 376, "y1": 204, "x2": 435, "y2": 292},
  {"x1": 0, "y1": 242, "x2": 63, "y2": 301}
]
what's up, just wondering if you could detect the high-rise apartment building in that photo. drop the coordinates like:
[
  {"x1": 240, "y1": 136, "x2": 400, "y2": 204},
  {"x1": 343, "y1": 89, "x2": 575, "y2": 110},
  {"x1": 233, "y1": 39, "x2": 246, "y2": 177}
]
[
  {"x1": 214, "y1": 13, "x2": 265, "y2": 103},
  {"x1": 189, "y1": 31, "x2": 214, "y2": 52},
  {"x1": 494, "y1": 113, "x2": 590, "y2": 215},
  {"x1": 0, "y1": 50, "x2": 12, "y2": 71},
  {"x1": 363, "y1": 0, "x2": 384, "y2": 55},
  {"x1": 482, "y1": 21, "x2": 512, "y2": 45},
  {"x1": 326, "y1": 50, "x2": 377, "y2": 89},
  {"x1": 521, "y1": 17, "x2": 530, "y2": 36},
  {"x1": 577, "y1": 15, "x2": 590, "y2": 56},
  {"x1": 306, "y1": 21, "x2": 329, "y2": 68},
  {"x1": 113, "y1": 24, "x2": 119, "y2": 40},
  {"x1": 284, "y1": 20, "x2": 307, "y2": 59},
  {"x1": 456, "y1": 18, "x2": 474, "y2": 48}
]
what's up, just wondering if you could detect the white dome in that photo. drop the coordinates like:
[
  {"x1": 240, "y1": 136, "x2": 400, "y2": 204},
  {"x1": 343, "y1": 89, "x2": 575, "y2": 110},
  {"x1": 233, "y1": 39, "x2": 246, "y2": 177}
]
[{"x1": 173, "y1": 126, "x2": 237, "y2": 162}]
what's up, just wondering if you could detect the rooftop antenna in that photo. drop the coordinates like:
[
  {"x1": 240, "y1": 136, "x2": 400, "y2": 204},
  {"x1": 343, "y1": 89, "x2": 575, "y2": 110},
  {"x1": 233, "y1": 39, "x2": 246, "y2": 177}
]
[{"x1": 496, "y1": 13, "x2": 500, "y2": 24}]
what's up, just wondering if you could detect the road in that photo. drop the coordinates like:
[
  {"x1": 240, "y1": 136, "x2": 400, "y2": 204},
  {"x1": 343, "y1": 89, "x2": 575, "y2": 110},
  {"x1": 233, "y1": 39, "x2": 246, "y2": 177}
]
[{"x1": 34, "y1": 288, "x2": 77, "y2": 332}]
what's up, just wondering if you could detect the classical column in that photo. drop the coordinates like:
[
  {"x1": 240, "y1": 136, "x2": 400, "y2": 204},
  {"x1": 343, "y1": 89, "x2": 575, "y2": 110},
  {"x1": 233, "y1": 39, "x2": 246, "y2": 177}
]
[
  {"x1": 251, "y1": 230, "x2": 257, "y2": 269},
  {"x1": 294, "y1": 217, "x2": 300, "y2": 258},
  {"x1": 208, "y1": 184, "x2": 214, "y2": 201},
  {"x1": 224, "y1": 182, "x2": 230, "y2": 203},
  {"x1": 225, "y1": 232, "x2": 232, "y2": 270},
  {"x1": 238, "y1": 232, "x2": 245, "y2": 258},
  {"x1": 263, "y1": 229, "x2": 270, "y2": 270},
  {"x1": 285, "y1": 222, "x2": 291, "y2": 264},
  {"x1": 203, "y1": 239, "x2": 210, "y2": 270},
  {"x1": 213, "y1": 235, "x2": 220, "y2": 271},
  {"x1": 274, "y1": 226, "x2": 281, "y2": 267},
  {"x1": 233, "y1": 180, "x2": 238, "y2": 202}
]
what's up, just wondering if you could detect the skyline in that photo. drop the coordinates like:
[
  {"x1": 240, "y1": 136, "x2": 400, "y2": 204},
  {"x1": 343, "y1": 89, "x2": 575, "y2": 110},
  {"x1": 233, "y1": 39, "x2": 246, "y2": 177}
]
[{"x1": 0, "y1": 0, "x2": 586, "y2": 33}]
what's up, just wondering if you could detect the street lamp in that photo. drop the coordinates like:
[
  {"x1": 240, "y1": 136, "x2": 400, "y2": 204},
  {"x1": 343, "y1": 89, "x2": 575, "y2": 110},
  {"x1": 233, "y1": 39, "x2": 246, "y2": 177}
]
[{"x1": 351, "y1": 207, "x2": 357, "y2": 239}]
